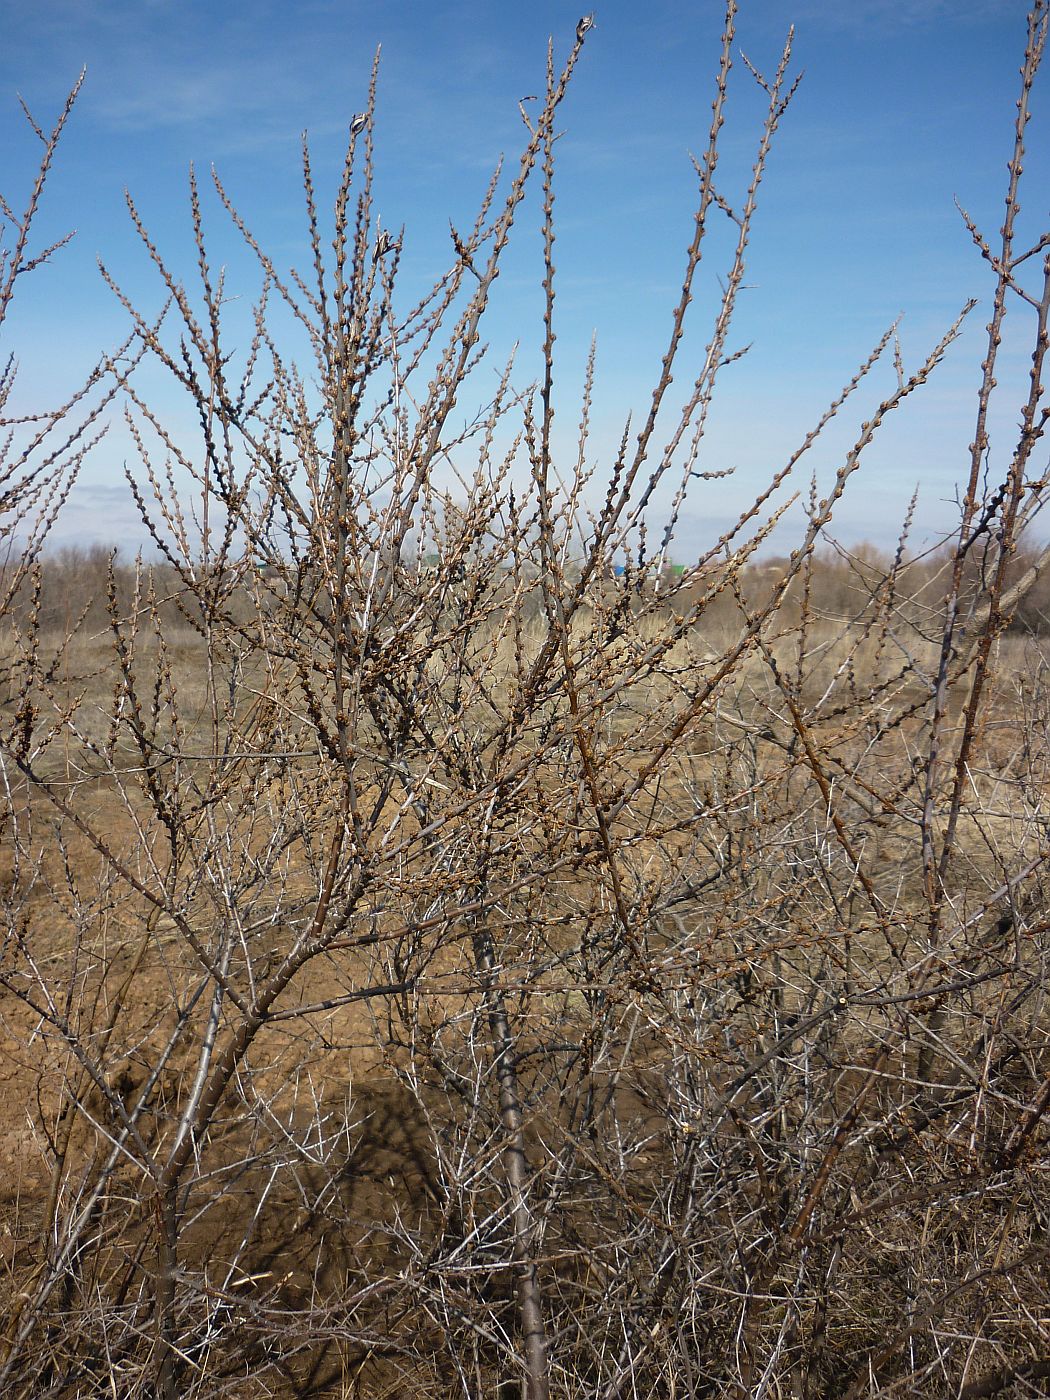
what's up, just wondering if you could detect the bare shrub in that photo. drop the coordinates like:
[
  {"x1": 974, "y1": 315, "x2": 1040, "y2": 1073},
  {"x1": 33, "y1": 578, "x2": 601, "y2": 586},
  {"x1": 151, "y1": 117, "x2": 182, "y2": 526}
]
[
  {"x1": 1, "y1": 5, "x2": 1049, "y2": 1399},
  {"x1": 0, "y1": 78, "x2": 135, "y2": 611}
]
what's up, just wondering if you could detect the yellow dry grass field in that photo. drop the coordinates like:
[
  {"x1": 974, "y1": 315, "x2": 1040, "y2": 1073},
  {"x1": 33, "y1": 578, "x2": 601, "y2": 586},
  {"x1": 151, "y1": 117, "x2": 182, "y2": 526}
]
[{"x1": 2, "y1": 568, "x2": 1048, "y2": 1397}]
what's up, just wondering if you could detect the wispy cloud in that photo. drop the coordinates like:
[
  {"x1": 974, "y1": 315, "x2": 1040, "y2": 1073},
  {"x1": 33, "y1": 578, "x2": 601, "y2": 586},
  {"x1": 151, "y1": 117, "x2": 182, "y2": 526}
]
[
  {"x1": 783, "y1": 0, "x2": 1007, "y2": 33},
  {"x1": 52, "y1": 482, "x2": 155, "y2": 552},
  {"x1": 4, "y1": 0, "x2": 375, "y2": 151}
]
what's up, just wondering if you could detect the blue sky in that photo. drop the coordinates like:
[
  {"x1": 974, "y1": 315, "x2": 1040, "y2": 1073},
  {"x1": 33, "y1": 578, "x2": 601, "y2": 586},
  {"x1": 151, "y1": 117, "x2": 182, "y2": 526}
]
[{"x1": 2, "y1": 0, "x2": 1047, "y2": 558}]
